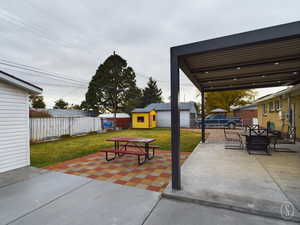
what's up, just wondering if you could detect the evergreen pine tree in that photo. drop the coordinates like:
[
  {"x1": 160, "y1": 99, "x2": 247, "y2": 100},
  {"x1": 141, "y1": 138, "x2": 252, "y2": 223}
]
[
  {"x1": 85, "y1": 53, "x2": 140, "y2": 128},
  {"x1": 141, "y1": 77, "x2": 163, "y2": 107}
]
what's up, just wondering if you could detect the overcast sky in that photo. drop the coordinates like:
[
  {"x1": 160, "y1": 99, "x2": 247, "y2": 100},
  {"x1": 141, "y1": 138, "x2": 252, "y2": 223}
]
[{"x1": 0, "y1": 0, "x2": 299, "y2": 108}]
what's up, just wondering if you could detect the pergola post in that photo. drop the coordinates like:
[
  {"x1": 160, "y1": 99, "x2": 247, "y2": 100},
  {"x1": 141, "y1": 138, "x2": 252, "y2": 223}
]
[
  {"x1": 201, "y1": 88, "x2": 205, "y2": 143},
  {"x1": 170, "y1": 49, "x2": 181, "y2": 190}
]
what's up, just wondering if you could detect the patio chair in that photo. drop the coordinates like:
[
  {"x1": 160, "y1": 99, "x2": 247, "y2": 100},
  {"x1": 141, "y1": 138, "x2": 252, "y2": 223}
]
[
  {"x1": 271, "y1": 127, "x2": 297, "y2": 152},
  {"x1": 245, "y1": 128, "x2": 271, "y2": 155},
  {"x1": 224, "y1": 128, "x2": 243, "y2": 150},
  {"x1": 244, "y1": 124, "x2": 260, "y2": 132}
]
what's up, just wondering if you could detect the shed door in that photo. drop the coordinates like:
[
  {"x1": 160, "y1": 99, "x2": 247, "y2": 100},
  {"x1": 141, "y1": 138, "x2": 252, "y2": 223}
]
[
  {"x1": 156, "y1": 111, "x2": 171, "y2": 127},
  {"x1": 156, "y1": 111, "x2": 190, "y2": 128},
  {"x1": 180, "y1": 111, "x2": 190, "y2": 128}
]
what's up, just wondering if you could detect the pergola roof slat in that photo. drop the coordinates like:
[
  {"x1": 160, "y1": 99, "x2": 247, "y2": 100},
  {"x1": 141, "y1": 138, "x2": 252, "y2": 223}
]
[
  {"x1": 185, "y1": 38, "x2": 300, "y2": 70},
  {"x1": 174, "y1": 21, "x2": 300, "y2": 92},
  {"x1": 199, "y1": 73, "x2": 297, "y2": 86},
  {"x1": 197, "y1": 68, "x2": 300, "y2": 83}
]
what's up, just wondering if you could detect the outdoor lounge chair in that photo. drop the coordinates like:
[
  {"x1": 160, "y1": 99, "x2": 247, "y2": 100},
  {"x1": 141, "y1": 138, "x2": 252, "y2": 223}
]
[
  {"x1": 271, "y1": 127, "x2": 297, "y2": 152},
  {"x1": 224, "y1": 128, "x2": 243, "y2": 150},
  {"x1": 244, "y1": 124, "x2": 260, "y2": 133}
]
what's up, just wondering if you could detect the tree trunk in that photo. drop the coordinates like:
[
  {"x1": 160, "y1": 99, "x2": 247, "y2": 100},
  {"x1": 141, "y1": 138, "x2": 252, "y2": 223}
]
[{"x1": 113, "y1": 101, "x2": 117, "y2": 130}]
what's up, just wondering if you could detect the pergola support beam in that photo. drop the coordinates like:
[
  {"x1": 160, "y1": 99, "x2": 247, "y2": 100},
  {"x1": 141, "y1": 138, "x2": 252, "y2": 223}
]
[
  {"x1": 171, "y1": 50, "x2": 181, "y2": 190},
  {"x1": 201, "y1": 88, "x2": 205, "y2": 143}
]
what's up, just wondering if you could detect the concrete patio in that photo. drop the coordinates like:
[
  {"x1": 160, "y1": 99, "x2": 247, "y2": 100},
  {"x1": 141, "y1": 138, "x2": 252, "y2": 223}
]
[
  {"x1": 164, "y1": 141, "x2": 300, "y2": 222},
  {"x1": 1, "y1": 166, "x2": 298, "y2": 225}
]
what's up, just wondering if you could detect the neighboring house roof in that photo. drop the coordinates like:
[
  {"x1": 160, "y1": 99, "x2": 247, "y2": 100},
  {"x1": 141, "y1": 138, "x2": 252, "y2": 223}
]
[
  {"x1": 46, "y1": 109, "x2": 93, "y2": 117},
  {"x1": 143, "y1": 102, "x2": 197, "y2": 113},
  {"x1": 210, "y1": 108, "x2": 227, "y2": 113},
  {"x1": 132, "y1": 108, "x2": 153, "y2": 113},
  {"x1": 232, "y1": 104, "x2": 257, "y2": 111},
  {"x1": 0, "y1": 70, "x2": 42, "y2": 94},
  {"x1": 98, "y1": 113, "x2": 130, "y2": 118},
  {"x1": 255, "y1": 84, "x2": 300, "y2": 103}
]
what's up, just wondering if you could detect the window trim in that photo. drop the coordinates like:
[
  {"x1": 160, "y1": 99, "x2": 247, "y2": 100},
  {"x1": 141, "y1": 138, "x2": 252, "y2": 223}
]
[
  {"x1": 269, "y1": 102, "x2": 274, "y2": 113},
  {"x1": 275, "y1": 100, "x2": 281, "y2": 112},
  {"x1": 137, "y1": 116, "x2": 144, "y2": 123},
  {"x1": 263, "y1": 103, "x2": 267, "y2": 115}
]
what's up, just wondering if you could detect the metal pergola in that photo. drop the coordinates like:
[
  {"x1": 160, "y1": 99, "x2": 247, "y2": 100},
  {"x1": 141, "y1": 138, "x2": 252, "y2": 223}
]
[{"x1": 170, "y1": 21, "x2": 300, "y2": 190}]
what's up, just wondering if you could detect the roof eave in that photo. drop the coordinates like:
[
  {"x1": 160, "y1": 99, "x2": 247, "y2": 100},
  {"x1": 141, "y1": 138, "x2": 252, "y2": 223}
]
[{"x1": 0, "y1": 71, "x2": 42, "y2": 94}]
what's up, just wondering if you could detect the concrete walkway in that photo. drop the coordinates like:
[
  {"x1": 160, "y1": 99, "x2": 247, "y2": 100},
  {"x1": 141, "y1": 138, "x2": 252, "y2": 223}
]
[
  {"x1": 1, "y1": 167, "x2": 298, "y2": 225},
  {"x1": 164, "y1": 142, "x2": 300, "y2": 222},
  {"x1": 0, "y1": 167, "x2": 159, "y2": 225}
]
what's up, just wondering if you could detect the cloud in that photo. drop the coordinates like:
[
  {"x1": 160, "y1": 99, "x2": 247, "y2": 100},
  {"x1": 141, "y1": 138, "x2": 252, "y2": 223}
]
[{"x1": 0, "y1": 0, "x2": 299, "y2": 107}]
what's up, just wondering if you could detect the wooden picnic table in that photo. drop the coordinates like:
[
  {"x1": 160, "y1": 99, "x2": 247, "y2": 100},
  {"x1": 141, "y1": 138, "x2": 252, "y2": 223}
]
[{"x1": 103, "y1": 137, "x2": 158, "y2": 165}]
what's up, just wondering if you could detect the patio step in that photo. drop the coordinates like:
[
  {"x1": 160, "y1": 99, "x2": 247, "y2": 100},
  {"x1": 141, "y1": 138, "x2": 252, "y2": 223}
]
[{"x1": 162, "y1": 188, "x2": 300, "y2": 223}]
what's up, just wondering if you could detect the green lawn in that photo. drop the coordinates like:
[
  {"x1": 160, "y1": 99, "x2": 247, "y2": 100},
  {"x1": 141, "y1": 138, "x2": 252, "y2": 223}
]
[{"x1": 30, "y1": 128, "x2": 200, "y2": 168}]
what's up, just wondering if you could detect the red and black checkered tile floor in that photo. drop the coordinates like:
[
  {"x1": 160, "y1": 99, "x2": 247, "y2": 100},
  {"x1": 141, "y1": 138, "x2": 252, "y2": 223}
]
[{"x1": 46, "y1": 150, "x2": 190, "y2": 192}]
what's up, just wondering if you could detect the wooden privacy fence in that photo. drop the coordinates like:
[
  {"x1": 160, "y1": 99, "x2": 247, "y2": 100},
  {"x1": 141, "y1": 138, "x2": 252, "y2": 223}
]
[{"x1": 30, "y1": 117, "x2": 103, "y2": 141}]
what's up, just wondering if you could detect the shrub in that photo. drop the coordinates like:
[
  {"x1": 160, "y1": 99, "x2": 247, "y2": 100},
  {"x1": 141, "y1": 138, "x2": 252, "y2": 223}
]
[{"x1": 60, "y1": 134, "x2": 71, "y2": 138}]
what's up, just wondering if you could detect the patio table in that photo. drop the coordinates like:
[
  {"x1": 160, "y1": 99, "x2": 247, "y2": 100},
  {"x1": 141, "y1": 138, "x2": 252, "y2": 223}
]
[
  {"x1": 241, "y1": 130, "x2": 275, "y2": 155},
  {"x1": 105, "y1": 137, "x2": 156, "y2": 163}
]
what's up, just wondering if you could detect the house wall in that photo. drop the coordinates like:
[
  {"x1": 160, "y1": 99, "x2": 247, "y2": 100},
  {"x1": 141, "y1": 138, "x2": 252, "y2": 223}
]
[
  {"x1": 106, "y1": 118, "x2": 131, "y2": 129},
  {"x1": 0, "y1": 81, "x2": 30, "y2": 173},
  {"x1": 257, "y1": 90, "x2": 300, "y2": 139},
  {"x1": 234, "y1": 109, "x2": 257, "y2": 126}
]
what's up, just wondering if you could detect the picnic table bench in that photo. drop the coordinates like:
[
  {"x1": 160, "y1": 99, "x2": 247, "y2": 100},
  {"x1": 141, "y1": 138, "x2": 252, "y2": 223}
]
[{"x1": 102, "y1": 137, "x2": 159, "y2": 165}]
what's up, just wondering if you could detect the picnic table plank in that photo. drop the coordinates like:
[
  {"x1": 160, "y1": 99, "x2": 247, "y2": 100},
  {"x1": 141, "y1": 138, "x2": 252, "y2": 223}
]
[{"x1": 106, "y1": 137, "x2": 155, "y2": 143}]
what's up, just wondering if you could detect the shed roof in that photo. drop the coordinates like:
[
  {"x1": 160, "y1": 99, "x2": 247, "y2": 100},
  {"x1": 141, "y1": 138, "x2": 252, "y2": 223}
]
[
  {"x1": 210, "y1": 108, "x2": 227, "y2": 113},
  {"x1": 172, "y1": 21, "x2": 300, "y2": 92},
  {"x1": 0, "y1": 70, "x2": 42, "y2": 94},
  {"x1": 132, "y1": 108, "x2": 153, "y2": 113},
  {"x1": 46, "y1": 109, "x2": 94, "y2": 117},
  {"x1": 98, "y1": 113, "x2": 130, "y2": 118},
  {"x1": 145, "y1": 102, "x2": 196, "y2": 112},
  {"x1": 232, "y1": 103, "x2": 257, "y2": 111},
  {"x1": 255, "y1": 84, "x2": 300, "y2": 103}
]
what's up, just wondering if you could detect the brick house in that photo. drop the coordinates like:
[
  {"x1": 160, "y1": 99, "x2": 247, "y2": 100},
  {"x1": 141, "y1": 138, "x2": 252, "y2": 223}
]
[
  {"x1": 256, "y1": 85, "x2": 300, "y2": 139},
  {"x1": 232, "y1": 104, "x2": 258, "y2": 126}
]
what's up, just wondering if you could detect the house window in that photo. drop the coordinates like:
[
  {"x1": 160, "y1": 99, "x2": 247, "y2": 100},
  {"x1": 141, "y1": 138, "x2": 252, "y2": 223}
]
[
  {"x1": 275, "y1": 100, "x2": 280, "y2": 111},
  {"x1": 137, "y1": 116, "x2": 144, "y2": 123},
  {"x1": 153, "y1": 115, "x2": 156, "y2": 121},
  {"x1": 263, "y1": 104, "x2": 267, "y2": 115},
  {"x1": 269, "y1": 102, "x2": 274, "y2": 112}
]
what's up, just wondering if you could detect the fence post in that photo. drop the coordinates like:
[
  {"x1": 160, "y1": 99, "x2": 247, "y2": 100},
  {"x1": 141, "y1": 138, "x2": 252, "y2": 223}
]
[{"x1": 69, "y1": 117, "x2": 72, "y2": 136}]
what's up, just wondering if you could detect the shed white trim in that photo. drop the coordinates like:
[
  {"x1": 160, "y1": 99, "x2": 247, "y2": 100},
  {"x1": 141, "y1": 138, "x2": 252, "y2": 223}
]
[{"x1": 0, "y1": 70, "x2": 42, "y2": 94}]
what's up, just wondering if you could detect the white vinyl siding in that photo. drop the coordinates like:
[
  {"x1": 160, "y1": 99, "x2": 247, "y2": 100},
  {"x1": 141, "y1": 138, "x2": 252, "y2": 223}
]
[
  {"x1": 0, "y1": 81, "x2": 29, "y2": 173},
  {"x1": 156, "y1": 111, "x2": 190, "y2": 128}
]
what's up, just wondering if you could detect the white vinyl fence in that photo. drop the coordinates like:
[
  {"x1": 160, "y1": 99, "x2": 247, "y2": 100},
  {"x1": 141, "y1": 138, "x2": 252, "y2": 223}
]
[{"x1": 30, "y1": 117, "x2": 103, "y2": 141}]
